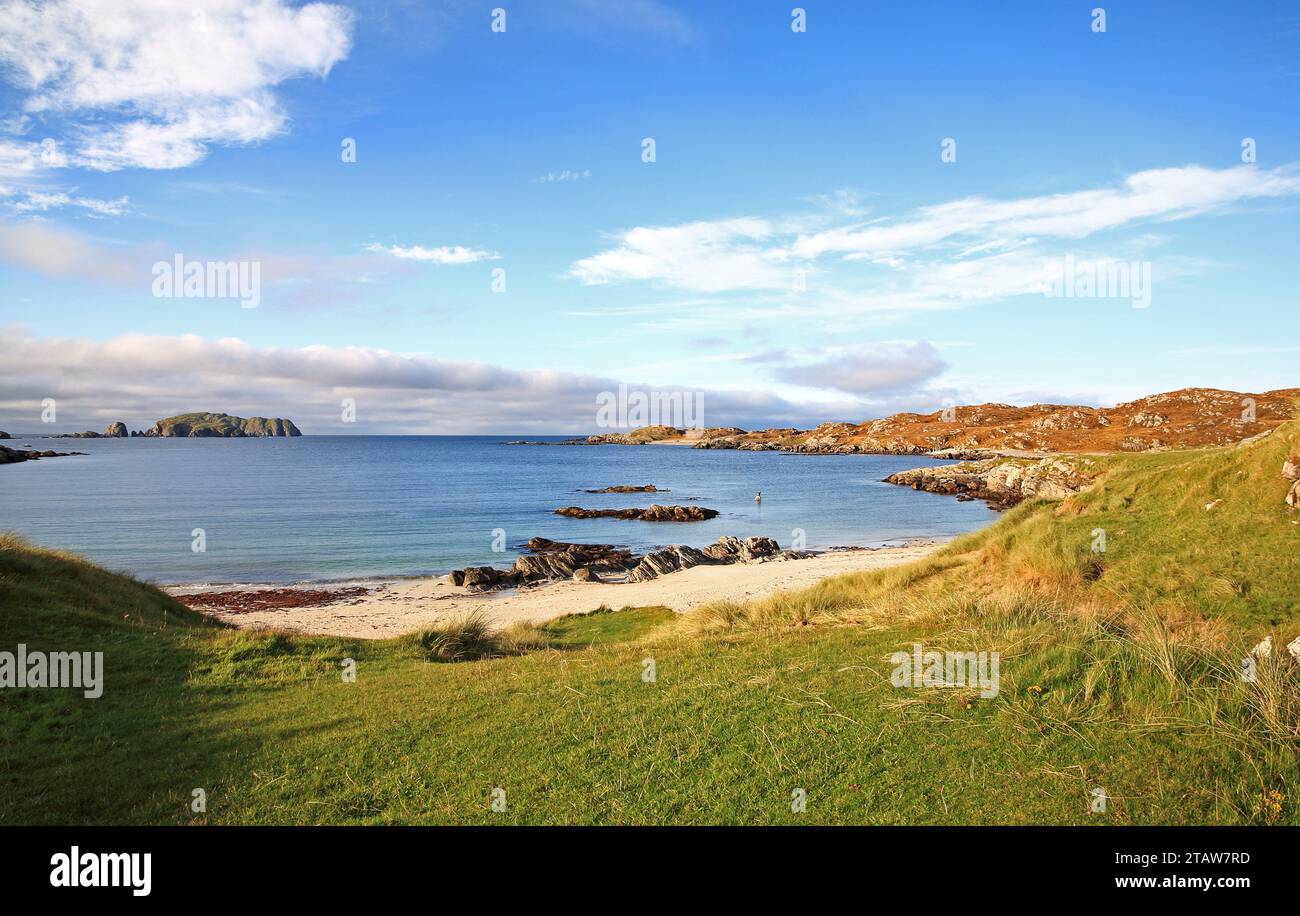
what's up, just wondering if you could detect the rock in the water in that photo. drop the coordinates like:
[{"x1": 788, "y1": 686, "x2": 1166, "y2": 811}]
[
  {"x1": 0, "y1": 445, "x2": 85, "y2": 464},
  {"x1": 581, "y1": 484, "x2": 661, "y2": 493},
  {"x1": 104, "y1": 421, "x2": 129, "y2": 437},
  {"x1": 0, "y1": 431, "x2": 9, "y2": 439},
  {"x1": 554, "y1": 504, "x2": 719, "y2": 521},
  {"x1": 146, "y1": 412, "x2": 302, "y2": 437}
]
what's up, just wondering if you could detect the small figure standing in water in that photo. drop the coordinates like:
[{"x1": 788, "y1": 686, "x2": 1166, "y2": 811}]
[{"x1": 754, "y1": 491, "x2": 762, "y2": 504}]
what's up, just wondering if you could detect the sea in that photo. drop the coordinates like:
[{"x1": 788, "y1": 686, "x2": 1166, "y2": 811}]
[{"x1": 0, "y1": 436, "x2": 997, "y2": 586}]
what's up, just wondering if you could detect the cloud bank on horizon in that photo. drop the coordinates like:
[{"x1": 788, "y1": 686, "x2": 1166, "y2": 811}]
[
  {"x1": 0, "y1": 325, "x2": 932, "y2": 434},
  {"x1": 0, "y1": 1, "x2": 1297, "y2": 433}
]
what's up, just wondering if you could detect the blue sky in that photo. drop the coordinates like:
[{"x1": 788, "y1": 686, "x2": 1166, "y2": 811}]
[{"x1": 1, "y1": 0, "x2": 1298, "y2": 433}]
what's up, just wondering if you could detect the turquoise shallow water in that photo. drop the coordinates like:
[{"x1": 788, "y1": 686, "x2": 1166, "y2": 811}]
[{"x1": 0, "y1": 436, "x2": 997, "y2": 585}]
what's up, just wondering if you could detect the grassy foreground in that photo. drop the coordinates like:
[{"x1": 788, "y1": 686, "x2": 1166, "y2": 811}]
[{"x1": 1, "y1": 423, "x2": 1298, "y2": 825}]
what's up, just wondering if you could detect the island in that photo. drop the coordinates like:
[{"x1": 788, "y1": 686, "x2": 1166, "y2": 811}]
[{"x1": 144, "y1": 412, "x2": 301, "y2": 437}]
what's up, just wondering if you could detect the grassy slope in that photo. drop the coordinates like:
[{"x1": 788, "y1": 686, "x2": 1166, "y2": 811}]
[{"x1": 1, "y1": 425, "x2": 1297, "y2": 825}]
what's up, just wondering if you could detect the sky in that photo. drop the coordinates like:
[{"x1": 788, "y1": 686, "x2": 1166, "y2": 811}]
[{"x1": 1, "y1": 0, "x2": 1298, "y2": 434}]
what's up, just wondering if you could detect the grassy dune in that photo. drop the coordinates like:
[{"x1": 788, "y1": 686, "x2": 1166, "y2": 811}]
[{"x1": 1, "y1": 424, "x2": 1297, "y2": 825}]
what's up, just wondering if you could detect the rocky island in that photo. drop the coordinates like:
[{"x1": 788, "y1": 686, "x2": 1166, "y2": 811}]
[
  {"x1": 144, "y1": 412, "x2": 301, "y2": 437},
  {"x1": 555, "y1": 504, "x2": 719, "y2": 521},
  {"x1": 0, "y1": 445, "x2": 85, "y2": 464},
  {"x1": 41, "y1": 414, "x2": 301, "y2": 439}
]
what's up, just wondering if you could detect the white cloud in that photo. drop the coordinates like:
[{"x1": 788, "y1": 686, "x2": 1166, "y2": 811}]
[
  {"x1": 786, "y1": 165, "x2": 1300, "y2": 261},
  {"x1": 565, "y1": 165, "x2": 1300, "y2": 322},
  {"x1": 0, "y1": 0, "x2": 354, "y2": 171},
  {"x1": 0, "y1": 220, "x2": 150, "y2": 284},
  {"x1": 0, "y1": 220, "x2": 420, "y2": 308},
  {"x1": 569, "y1": 217, "x2": 787, "y2": 292},
  {"x1": 0, "y1": 327, "x2": 918, "y2": 434},
  {"x1": 364, "y1": 243, "x2": 500, "y2": 265},
  {"x1": 771, "y1": 342, "x2": 948, "y2": 396},
  {"x1": 10, "y1": 189, "x2": 128, "y2": 216},
  {"x1": 537, "y1": 169, "x2": 591, "y2": 183}
]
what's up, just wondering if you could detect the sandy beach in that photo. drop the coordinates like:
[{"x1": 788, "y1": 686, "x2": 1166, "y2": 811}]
[{"x1": 170, "y1": 542, "x2": 939, "y2": 639}]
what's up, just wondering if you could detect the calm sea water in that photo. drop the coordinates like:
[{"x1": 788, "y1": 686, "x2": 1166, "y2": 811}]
[{"x1": 0, "y1": 436, "x2": 997, "y2": 585}]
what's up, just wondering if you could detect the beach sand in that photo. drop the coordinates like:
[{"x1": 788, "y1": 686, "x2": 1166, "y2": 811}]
[{"x1": 171, "y1": 542, "x2": 939, "y2": 639}]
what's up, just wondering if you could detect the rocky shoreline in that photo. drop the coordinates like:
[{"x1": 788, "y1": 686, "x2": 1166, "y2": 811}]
[
  {"x1": 884, "y1": 456, "x2": 1100, "y2": 509},
  {"x1": 169, "y1": 543, "x2": 941, "y2": 638},
  {"x1": 506, "y1": 387, "x2": 1296, "y2": 457},
  {"x1": 554, "y1": 504, "x2": 718, "y2": 521},
  {"x1": 0, "y1": 444, "x2": 85, "y2": 464}
]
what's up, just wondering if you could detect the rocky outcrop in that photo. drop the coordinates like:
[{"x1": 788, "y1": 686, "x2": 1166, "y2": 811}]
[
  {"x1": 581, "y1": 485, "x2": 661, "y2": 493},
  {"x1": 447, "y1": 534, "x2": 803, "y2": 592},
  {"x1": 1284, "y1": 455, "x2": 1300, "y2": 509},
  {"x1": 885, "y1": 457, "x2": 1100, "y2": 509},
  {"x1": 703, "y1": 535, "x2": 784, "y2": 562},
  {"x1": 554, "y1": 504, "x2": 719, "y2": 521},
  {"x1": 627, "y1": 544, "x2": 719, "y2": 581},
  {"x1": 0, "y1": 445, "x2": 85, "y2": 464},
  {"x1": 145, "y1": 412, "x2": 302, "y2": 437},
  {"x1": 627, "y1": 536, "x2": 795, "y2": 582},
  {"x1": 0, "y1": 431, "x2": 9, "y2": 439},
  {"x1": 449, "y1": 538, "x2": 640, "y2": 592},
  {"x1": 585, "y1": 425, "x2": 683, "y2": 445},
  {"x1": 449, "y1": 566, "x2": 516, "y2": 591},
  {"x1": 512, "y1": 538, "x2": 637, "y2": 581},
  {"x1": 104, "y1": 422, "x2": 128, "y2": 437}
]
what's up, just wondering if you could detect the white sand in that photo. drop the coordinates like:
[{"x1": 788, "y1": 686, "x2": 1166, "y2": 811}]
[{"x1": 178, "y1": 543, "x2": 939, "y2": 639}]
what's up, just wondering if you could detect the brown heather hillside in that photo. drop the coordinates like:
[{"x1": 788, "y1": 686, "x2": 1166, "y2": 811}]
[{"x1": 596, "y1": 387, "x2": 1300, "y2": 455}]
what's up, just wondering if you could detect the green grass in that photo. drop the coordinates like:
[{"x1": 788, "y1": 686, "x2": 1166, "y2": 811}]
[
  {"x1": 1, "y1": 424, "x2": 1298, "y2": 825},
  {"x1": 538, "y1": 605, "x2": 675, "y2": 647}
]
